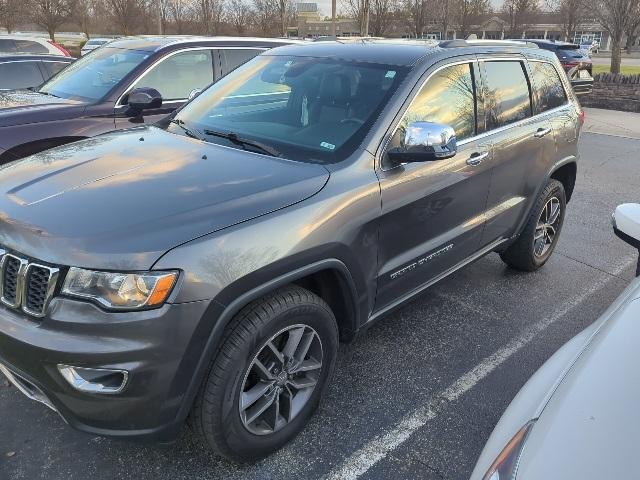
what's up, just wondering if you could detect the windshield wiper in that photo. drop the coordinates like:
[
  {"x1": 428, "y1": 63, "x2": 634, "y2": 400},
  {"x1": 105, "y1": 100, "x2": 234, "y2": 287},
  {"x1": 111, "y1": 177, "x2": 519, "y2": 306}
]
[
  {"x1": 203, "y1": 129, "x2": 281, "y2": 158},
  {"x1": 170, "y1": 119, "x2": 203, "y2": 140}
]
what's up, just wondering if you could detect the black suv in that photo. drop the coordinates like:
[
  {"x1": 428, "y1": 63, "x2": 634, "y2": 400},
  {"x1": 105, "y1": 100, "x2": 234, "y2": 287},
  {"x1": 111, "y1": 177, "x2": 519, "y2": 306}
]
[
  {"x1": 0, "y1": 40, "x2": 581, "y2": 461},
  {"x1": 0, "y1": 36, "x2": 296, "y2": 163}
]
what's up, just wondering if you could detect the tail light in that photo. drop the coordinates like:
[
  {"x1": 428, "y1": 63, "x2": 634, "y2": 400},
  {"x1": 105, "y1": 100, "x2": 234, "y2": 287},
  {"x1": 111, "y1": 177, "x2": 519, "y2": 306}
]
[
  {"x1": 579, "y1": 110, "x2": 586, "y2": 127},
  {"x1": 562, "y1": 61, "x2": 579, "y2": 71},
  {"x1": 47, "y1": 40, "x2": 71, "y2": 57}
]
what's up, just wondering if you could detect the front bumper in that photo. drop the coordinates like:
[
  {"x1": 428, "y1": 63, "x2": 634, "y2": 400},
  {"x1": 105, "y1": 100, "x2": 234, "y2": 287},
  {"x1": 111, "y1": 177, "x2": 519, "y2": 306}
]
[{"x1": 0, "y1": 295, "x2": 211, "y2": 439}]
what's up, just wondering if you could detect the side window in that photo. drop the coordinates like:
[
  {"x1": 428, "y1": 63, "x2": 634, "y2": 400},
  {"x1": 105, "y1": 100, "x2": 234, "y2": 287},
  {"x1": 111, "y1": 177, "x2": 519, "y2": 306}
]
[
  {"x1": 483, "y1": 61, "x2": 532, "y2": 130},
  {"x1": 220, "y1": 49, "x2": 263, "y2": 77},
  {"x1": 42, "y1": 61, "x2": 69, "y2": 78},
  {"x1": 529, "y1": 61, "x2": 568, "y2": 113},
  {"x1": 132, "y1": 50, "x2": 214, "y2": 101},
  {"x1": 0, "y1": 62, "x2": 45, "y2": 90},
  {"x1": 14, "y1": 40, "x2": 49, "y2": 54},
  {"x1": 397, "y1": 63, "x2": 477, "y2": 142},
  {"x1": 0, "y1": 39, "x2": 17, "y2": 52}
]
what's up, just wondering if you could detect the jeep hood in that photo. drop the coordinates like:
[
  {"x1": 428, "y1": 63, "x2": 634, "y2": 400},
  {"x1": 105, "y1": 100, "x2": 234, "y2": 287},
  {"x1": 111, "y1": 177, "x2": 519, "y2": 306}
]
[
  {"x1": 0, "y1": 127, "x2": 329, "y2": 269},
  {"x1": 0, "y1": 90, "x2": 85, "y2": 128}
]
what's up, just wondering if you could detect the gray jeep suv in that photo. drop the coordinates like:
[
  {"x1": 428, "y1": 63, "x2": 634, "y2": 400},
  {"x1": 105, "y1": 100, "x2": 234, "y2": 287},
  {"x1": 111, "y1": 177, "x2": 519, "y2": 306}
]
[{"x1": 0, "y1": 39, "x2": 582, "y2": 461}]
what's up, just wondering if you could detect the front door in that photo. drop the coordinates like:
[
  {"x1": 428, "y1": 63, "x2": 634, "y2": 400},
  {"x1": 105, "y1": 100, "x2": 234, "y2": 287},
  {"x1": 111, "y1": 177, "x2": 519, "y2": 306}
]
[
  {"x1": 375, "y1": 60, "x2": 493, "y2": 311},
  {"x1": 115, "y1": 48, "x2": 216, "y2": 129}
]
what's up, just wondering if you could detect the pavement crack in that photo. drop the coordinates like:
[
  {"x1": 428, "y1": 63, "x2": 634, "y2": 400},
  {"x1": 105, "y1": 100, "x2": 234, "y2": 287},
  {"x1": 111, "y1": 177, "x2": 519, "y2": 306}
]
[
  {"x1": 413, "y1": 458, "x2": 446, "y2": 480},
  {"x1": 556, "y1": 252, "x2": 631, "y2": 280}
]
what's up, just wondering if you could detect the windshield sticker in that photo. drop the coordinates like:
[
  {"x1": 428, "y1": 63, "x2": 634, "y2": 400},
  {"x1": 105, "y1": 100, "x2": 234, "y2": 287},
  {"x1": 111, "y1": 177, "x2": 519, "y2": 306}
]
[
  {"x1": 320, "y1": 142, "x2": 336, "y2": 150},
  {"x1": 385, "y1": 70, "x2": 397, "y2": 79}
]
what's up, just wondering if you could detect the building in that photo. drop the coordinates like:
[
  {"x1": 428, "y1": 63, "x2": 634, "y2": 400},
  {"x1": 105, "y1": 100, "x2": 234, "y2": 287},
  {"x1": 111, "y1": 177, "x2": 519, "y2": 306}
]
[{"x1": 294, "y1": 9, "x2": 636, "y2": 51}]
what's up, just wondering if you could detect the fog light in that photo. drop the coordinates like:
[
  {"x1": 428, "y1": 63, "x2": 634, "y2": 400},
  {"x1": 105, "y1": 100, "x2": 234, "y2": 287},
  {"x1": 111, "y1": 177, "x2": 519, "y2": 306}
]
[{"x1": 58, "y1": 365, "x2": 128, "y2": 394}]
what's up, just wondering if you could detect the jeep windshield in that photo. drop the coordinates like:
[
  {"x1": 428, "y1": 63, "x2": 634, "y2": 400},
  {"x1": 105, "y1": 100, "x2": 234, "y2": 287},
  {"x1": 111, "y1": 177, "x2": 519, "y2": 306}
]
[
  {"x1": 39, "y1": 47, "x2": 149, "y2": 101},
  {"x1": 170, "y1": 55, "x2": 408, "y2": 163}
]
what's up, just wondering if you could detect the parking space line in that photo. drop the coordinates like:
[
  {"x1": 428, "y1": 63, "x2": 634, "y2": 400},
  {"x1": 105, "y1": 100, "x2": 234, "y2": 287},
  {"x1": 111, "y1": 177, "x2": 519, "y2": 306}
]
[{"x1": 325, "y1": 257, "x2": 636, "y2": 480}]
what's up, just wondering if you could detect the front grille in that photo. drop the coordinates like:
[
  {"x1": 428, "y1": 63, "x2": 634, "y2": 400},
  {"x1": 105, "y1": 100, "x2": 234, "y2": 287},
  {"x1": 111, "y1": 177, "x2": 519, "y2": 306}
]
[
  {"x1": 0, "y1": 249, "x2": 59, "y2": 318},
  {"x1": 25, "y1": 266, "x2": 52, "y2": 314},
  {"x1": 2, "y1": 256, "x2": 20, "y2": 305}
]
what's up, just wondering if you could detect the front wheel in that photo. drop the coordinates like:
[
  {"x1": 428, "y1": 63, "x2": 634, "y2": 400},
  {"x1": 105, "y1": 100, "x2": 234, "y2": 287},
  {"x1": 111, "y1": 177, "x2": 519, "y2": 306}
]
[
  {"x1": 190, "y1": 286, "x2": 338, "y2": 462},
  {"x1": 500, "y1": 179, "x2": 566, "y2": 271}
]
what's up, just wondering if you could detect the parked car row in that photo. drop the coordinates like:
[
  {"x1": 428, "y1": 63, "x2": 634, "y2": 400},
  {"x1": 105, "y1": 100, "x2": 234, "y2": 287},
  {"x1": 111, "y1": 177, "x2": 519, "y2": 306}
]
[
  {"x1": 0, "y1": 36, "x2": 588, "y2": 464},
  {"x1": 0, "y1": 36, "x2": 297, "y2": 162}
]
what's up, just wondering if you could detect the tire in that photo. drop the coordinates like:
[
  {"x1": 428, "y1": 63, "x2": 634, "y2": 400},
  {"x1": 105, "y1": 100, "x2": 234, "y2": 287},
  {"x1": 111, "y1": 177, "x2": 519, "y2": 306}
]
[
  {"x1": 190, "y1": 286, "x2": 338, "y2": 462},
  {"x1": 500, "y1": 179, "x2": 566, "y2": 271}
]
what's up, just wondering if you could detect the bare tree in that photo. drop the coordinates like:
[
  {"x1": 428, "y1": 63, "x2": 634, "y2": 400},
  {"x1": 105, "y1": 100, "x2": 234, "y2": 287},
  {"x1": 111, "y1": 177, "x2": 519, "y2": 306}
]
[
  {"x1": 547, "y1": 0, "x2": 585, "y2": 41},
  {"x1": 227, "y1": 0, "x2": 252, "y2": 34},
  {"x1": 502, "y1": 0, "x2": 539, "y2": 38},
  {"x1": 102, "y1": 0, "x2": 142, "y2": 34},
  {"x1": 454, "y1": 0, "x2": 490, "y2": 38},
  {"x1": 30, "y1": 0, "x2": 73, "y2": 41},
  {"x1": 276, "y1": 0, "x2": 294, "y2": 36},
  {"x1": 402, "y1": 0, "x2": 430, "y2": 37},
  {"x1": 0, "y1": 0, "x2": 26, "y2": 33},
  {"x1": 438, "y1": 0, "x2": 452, "y2": 39},
  {"x1": 342, "y1": 0, "x2": 370, "y2": 35},
  {"x1": 197, "y1": 0, "x2": 225, "y2": 34},
  {"x1": 74, "y1": 0, "x2": 98, "y2": 38},
  {"x1": 587, "y1": 0, "x2": 640, "y2": 73},
  {"x1": 166, "y1": 0, "x2": 192, "y2": 33},
  {"x1": 369, "y1": 0, "x2": 396, "y2": 36},
  {"x1": 253, "y1": 0, "x2": 278, "y2": 35},
  {"x1": 625, "y1": 11, "x2": 640, "y2": 52}
]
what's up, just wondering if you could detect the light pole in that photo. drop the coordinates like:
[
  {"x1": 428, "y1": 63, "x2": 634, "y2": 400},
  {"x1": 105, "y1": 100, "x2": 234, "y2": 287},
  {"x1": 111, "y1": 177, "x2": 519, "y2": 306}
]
[{"x1": 331, "y1": 0, "x2": 336, "y2": 36}]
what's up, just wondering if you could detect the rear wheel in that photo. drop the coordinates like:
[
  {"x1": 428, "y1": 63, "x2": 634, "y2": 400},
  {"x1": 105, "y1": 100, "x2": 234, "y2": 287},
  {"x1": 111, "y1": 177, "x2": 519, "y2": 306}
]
[
  {"x1": 500, "y1": 179, "x2": 566, "y2": 271},
  {"x1": 190, "y1": 286, "x2": 338, "y2": 462}
]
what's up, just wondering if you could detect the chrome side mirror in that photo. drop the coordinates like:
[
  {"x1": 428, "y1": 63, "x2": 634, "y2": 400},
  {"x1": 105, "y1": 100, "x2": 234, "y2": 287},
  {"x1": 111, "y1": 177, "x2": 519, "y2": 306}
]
[
  {"x1": 387, "y1": 121, "x2": 457, "y2": 165},
  {"x1": 613, "y1": 203, "x2": 640, "y2": 276}
]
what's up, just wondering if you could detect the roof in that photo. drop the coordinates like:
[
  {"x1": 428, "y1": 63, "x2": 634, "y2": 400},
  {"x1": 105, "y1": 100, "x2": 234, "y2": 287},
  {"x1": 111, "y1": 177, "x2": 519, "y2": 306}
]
[
  {"x1": 104, "y1": 35, "x2": 304, "y2": 52},
  {"x1": 0, "y1": 53, "x2": 72, "y2": 61},
  {"x1": 268, "y1": 40, "x2": 441, "y2": 66},
  {"x1": 267, "y1": 38, "x2": 549, "y2": 67}
]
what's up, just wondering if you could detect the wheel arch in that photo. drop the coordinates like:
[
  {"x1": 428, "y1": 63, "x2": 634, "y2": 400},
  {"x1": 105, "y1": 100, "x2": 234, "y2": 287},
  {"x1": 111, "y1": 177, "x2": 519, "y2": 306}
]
[
  {"x1": 174, "y1": 259, "x2": 362, "y2": 425},
  {"x1": 549, "y1": 160, "x2": 577, "y2": 203}
]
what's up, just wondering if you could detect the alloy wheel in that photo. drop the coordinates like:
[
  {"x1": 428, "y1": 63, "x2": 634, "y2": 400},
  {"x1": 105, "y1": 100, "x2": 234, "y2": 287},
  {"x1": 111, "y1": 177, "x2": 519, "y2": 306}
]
[
  {"x1": 533, "y1": 196, "x2": 561, "y2": 257},
  {"x1": 239, "y1": 324, "x2": 323, "y2": 435}
]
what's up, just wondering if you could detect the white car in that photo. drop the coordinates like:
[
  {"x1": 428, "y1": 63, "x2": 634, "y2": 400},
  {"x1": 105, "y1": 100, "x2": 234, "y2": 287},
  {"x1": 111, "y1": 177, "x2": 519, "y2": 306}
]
[
  {"x1": 0, "y1": 35, "x2": 71, "y2": 56},
  {"x1": 80, "y1": 38, "x2": 113, "y2": 56},
  {"x1": 471, "y1": 203, "x2": 640, "y2": 479}
]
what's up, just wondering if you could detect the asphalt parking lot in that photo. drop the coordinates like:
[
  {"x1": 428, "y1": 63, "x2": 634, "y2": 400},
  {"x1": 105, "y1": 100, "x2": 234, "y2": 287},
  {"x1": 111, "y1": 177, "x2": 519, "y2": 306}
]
[{"x1": 1, "y1": 124, "x2": 639, "y2": 480}]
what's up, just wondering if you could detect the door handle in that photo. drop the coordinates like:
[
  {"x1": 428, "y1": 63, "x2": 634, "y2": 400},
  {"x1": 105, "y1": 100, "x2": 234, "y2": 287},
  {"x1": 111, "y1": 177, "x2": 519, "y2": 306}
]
[
  {"x1": 466, "y1": 151, "x2": 489, "y2": 166},
  {"x1": 534, "y1": 127, "x2": 552, "y2": 138}
]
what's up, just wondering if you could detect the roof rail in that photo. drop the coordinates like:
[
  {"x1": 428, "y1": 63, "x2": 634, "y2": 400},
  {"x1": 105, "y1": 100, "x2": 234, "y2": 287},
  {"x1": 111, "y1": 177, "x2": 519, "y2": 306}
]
[{"x1": 440, "y1": 39, "x2": 539, "y2": 49}]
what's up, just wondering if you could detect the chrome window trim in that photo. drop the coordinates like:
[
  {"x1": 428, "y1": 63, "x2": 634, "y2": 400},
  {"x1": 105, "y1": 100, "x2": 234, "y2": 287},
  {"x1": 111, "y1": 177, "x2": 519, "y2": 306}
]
[
  {"x1": 379, "y1": 55, "x2": 576, "y2": 169},
  {"x1": 22, "y1": 263, "x2": 60, "y2": 318},
  {"x1": 115, "y1": 46, "x2": 265, "y2": 108},
  {"x1": 0, "y1": 254, "x2": 28, "y2": 309}
]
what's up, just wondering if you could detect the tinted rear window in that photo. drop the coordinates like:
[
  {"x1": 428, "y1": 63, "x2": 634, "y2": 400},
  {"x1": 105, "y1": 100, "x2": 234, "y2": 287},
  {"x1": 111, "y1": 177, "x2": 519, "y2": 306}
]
[
  {"x1": 0, "y1": 61, "x2": 45, "y2": 90},
  {"x1": 529, "y1": 61, "x2": 568, "y2": 113},
  {"x1": 0, "y1": 39, "x2": 16, "y2": 52},
  {"x1": 14, "y1": 40, "x2": 48, "y2": 54},
  {"x1": 483, "y1": 61, "x2": 532, "y2": 129}
]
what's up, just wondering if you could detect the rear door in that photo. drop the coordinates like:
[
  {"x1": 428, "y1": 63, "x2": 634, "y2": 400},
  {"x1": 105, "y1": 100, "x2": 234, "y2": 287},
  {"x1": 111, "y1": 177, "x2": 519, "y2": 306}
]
[
  {"x1": 528, "y1": 60, "x2": 579, "y2": 168},
  {"x1": 478, "y1": 57, "x2": 556, "y2": 245},
  {"x1": 375, "y1": 59, "x2": 493, "y2": 311},
  {"x1": 217, "y1": 48, "x2": 265, "y2": 79}
]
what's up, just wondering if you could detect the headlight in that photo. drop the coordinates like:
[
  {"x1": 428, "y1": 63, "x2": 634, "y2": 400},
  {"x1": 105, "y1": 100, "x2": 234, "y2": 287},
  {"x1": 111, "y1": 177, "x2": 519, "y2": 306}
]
[
  {"x1": 62, "y1": 268, "x2": 178, "y2": 309},
  {"x1": 483, "y1": 420, "x2": 536, "y2": 480}
]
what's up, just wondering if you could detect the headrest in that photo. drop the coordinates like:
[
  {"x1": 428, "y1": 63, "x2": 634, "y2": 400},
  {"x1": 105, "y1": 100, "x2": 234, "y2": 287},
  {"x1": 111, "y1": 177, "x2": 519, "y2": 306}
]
[{"x1": 318, "y1": 73, "x2": 351, "y2": 104}]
